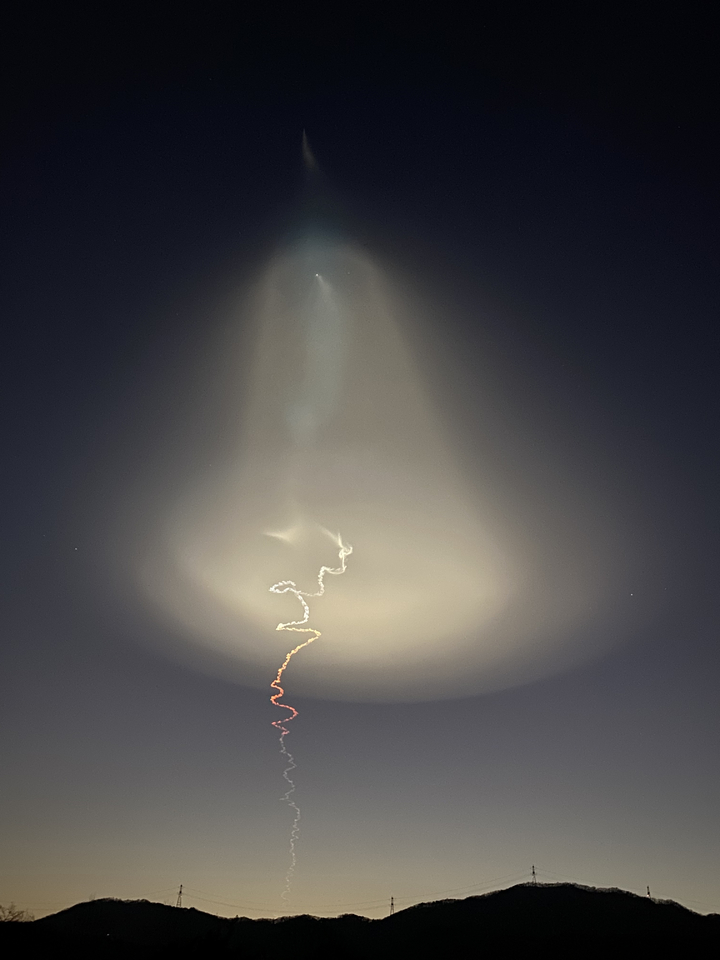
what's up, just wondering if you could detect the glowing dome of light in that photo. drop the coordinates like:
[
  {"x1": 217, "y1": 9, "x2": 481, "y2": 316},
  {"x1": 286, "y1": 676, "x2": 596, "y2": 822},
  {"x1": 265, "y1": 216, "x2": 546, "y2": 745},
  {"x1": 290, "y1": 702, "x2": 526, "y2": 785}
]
[{"x1": 136, "y1": 240, "x2": 633, "y2": 701}]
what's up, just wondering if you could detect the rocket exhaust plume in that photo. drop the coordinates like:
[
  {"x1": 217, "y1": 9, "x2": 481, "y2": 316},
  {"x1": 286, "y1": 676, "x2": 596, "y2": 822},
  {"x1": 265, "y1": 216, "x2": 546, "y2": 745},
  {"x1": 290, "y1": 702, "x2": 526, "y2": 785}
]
[
  {"x1": 302, "y1": 130, "x2": 318, "y2": 173},
  {"x1": 134, "y1": 239, "x2": 639, "y2": 702},
  {"x1": 269, "y1": 532, "x2": 352, "y2": 903},
  {"x1": 111, "y1": 152, "x2": 646, "y2": 912}
]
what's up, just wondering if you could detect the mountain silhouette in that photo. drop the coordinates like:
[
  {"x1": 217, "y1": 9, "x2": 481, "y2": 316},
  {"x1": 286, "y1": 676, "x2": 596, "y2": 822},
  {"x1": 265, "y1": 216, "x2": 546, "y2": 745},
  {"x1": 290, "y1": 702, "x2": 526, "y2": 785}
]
[{"x1": 2, "y1": 883, "x2": 718, "y2": 957}]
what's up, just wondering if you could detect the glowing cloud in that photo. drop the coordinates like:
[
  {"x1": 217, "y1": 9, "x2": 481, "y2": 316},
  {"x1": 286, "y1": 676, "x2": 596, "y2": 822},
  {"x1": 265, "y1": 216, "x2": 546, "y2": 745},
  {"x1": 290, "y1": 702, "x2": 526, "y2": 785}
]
[{"x1": 136, "y1": 239, "x2": 636, "y2": 701}]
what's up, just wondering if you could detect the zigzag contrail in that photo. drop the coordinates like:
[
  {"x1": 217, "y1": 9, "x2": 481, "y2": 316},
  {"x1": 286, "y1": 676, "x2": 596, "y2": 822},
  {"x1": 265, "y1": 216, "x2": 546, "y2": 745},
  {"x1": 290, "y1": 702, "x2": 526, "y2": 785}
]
[{"x1": 269, "y1": 532, "x2": 352, "y2": 905}]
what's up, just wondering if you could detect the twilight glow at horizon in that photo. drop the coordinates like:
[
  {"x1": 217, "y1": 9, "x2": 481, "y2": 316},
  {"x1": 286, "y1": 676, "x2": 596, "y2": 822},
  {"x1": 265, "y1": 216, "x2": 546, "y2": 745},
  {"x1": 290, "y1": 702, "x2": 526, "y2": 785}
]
[{"x1": 136, "y1": 239, "x2": 636, "y2": 702}]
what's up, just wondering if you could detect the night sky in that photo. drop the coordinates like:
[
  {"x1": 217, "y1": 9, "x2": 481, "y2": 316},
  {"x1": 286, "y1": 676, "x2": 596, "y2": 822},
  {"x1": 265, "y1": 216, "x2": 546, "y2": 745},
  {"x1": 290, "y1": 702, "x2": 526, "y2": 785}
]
[{"x1": 1, "y1": 5, "x2": 719, "y2": 919}]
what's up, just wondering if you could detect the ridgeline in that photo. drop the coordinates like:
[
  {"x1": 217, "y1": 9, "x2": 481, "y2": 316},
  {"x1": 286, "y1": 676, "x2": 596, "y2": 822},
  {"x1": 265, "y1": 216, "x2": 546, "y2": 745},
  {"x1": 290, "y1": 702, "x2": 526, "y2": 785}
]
[{"x1": 2, "y1": 883, "x2": 718, "y2": 957}]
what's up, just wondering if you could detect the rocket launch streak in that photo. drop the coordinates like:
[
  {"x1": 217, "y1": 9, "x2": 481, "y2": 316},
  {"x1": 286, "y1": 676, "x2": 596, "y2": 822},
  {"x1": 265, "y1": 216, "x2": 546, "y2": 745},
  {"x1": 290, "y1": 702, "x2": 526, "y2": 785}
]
[{"x1": 269, "y1": 532, "x2": 352, "y2": 903}]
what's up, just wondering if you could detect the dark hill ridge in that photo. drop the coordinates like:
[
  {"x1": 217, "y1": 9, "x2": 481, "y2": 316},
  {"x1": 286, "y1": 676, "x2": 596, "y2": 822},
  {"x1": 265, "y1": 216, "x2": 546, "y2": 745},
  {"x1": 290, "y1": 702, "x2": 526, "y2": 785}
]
[{"x1": 2, "y1": 883, "x2": 718, "y2": 957}]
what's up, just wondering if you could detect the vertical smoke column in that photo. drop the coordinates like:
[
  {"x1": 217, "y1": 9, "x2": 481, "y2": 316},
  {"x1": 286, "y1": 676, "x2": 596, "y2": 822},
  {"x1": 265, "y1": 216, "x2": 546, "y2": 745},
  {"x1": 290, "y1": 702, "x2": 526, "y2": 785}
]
[
  {"x1": 269, "y1": 533, "x2": 352, "y2": 904},
  {"x1": 260, "y1": 224, "x2": 354, "y2": 902}
]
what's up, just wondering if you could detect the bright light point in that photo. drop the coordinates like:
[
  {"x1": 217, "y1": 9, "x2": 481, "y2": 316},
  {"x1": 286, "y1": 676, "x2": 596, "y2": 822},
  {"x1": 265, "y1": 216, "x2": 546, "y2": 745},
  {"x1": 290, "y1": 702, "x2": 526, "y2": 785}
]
[{"x1": 136, "y1": 241, "x2": 636, "y2": 702}]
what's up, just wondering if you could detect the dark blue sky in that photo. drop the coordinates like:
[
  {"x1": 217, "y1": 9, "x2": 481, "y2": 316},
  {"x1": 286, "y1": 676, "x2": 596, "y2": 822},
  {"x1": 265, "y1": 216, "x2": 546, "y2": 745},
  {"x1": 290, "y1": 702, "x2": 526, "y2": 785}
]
[{"x1": 1, "y1": 4, "x2": 718, "y2": 917}]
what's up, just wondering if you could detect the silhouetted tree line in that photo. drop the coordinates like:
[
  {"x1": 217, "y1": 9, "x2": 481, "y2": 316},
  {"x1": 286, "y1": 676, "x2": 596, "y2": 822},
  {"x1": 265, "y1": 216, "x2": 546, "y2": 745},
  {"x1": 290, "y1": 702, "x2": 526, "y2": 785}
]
[{"x1": 0, "y1": 903, "x2": 34, "y2": 922}]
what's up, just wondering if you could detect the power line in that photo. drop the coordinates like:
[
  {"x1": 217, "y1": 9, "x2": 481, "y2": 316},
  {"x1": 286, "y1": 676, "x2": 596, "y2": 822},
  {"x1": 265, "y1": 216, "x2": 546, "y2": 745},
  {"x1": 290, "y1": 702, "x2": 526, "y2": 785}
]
[{"x1": 180, "y1": 869, "x2": 532, "y2": 916}]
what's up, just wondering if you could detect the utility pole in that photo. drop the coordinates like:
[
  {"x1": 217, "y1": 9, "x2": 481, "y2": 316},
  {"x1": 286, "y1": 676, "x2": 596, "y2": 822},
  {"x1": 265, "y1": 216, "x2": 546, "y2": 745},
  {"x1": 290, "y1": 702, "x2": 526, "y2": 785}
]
[
  {"x1": 390, "y1": 896, "x2": 394, "y2": 915},
  {"x1": 531, "y1": 865, "x2": 537, "y2": 886},
  {"x1": 176, "y1": 884, "x2": 183, "y2": 908}
]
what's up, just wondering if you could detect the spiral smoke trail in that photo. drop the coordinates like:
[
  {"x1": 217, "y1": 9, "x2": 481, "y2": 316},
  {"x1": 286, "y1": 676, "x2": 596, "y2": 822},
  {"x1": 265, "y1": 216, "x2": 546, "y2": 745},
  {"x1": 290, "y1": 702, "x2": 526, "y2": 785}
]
[{"x1": 269, "y1": 533, "x2": 352, "y2": 904}]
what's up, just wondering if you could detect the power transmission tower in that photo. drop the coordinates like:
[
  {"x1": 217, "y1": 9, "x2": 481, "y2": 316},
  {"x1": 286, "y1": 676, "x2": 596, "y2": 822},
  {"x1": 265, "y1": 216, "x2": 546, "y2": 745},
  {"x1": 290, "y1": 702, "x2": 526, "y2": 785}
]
[
  {"x1": 390, "y1": 896, "x2": 394, "y2": 915},
  {"x1": 176, "y1": 884, "x2": 183, "y2": 908},
  {"x1": 531, "y1": 865, "x2": 537, "y2": 885}
]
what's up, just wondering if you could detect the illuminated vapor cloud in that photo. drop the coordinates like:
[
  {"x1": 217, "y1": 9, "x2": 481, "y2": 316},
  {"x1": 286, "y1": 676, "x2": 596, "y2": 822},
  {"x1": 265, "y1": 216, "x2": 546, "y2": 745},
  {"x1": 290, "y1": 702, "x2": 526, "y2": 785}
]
[
  {"x1": 136, "y1": 239, "x2": 639, "y2": 702},
  {"x1": 302, "y1": 130, "x2": 318, "y2": 173},
  {"x1": 269, "y1": 533, "x2": 352, "y2": 902}
]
